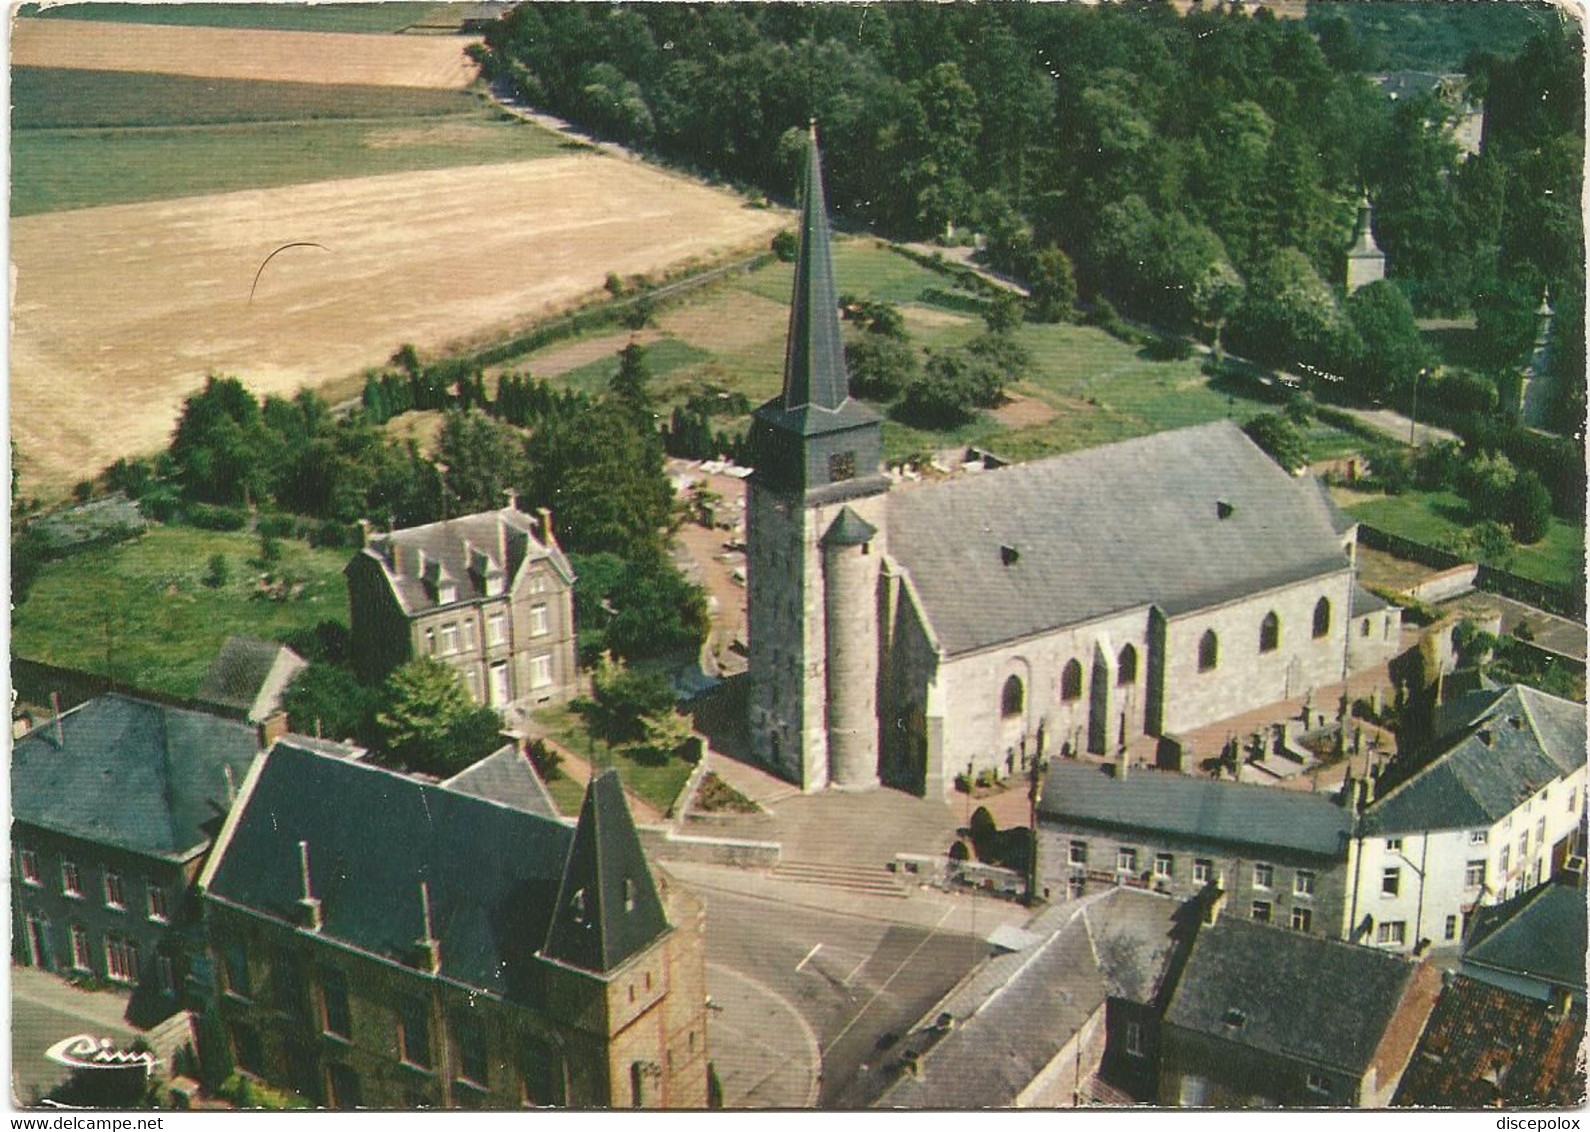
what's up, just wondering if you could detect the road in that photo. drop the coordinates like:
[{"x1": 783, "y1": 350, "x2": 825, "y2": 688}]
[{"x1": 11, "y1": 966, "x2": 137, "y2": 1107}]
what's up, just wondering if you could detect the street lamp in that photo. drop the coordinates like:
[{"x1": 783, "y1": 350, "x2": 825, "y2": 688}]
[{"x1": 1408, "y1": 368, "x2": 1429, "y2": 447}]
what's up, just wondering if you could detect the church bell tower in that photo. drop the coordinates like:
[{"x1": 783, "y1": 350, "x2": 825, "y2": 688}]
[{"x1": 746, "y1": 126, "x2": 888, "y2": 793}]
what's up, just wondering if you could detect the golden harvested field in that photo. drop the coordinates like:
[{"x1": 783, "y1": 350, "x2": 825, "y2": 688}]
[
  {"x1": 11, "y1": 155, "x2": 789, "y2": 493},
  {"x1": 10, "y1": 18, "x2": 478, "y2": 88}
]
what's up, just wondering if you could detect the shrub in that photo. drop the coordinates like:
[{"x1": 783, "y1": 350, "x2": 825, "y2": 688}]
[
  {"x1": 204, "y1": 553, "x2": 230, "y2": 589},
  {"x1": 771, "y1": 229, "x2": 798, "y2": 262},
  {"x1": 256, "y1": 514, "x2": 297, "y2": 539},
  {"x1": 528, "y1": 738, "x2": 563, "y2": 782},
  {"x1": 186, "y1": 503, "x2": 248, "y2": 531},
  {"x1": 969, "y1": 805, "x2": 996, "y2": 846}
]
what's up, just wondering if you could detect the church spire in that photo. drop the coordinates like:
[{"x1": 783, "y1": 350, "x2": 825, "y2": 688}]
[{"x1": 781, "y1": 123, "x2": 850, "y2": 412}]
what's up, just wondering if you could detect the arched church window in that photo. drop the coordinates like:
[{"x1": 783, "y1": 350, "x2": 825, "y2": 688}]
[
  {"x1": 1198, "y1": 631, "x2": 1219, "y2": 673},
  {"x1": 1001, "y1": 675, "x2": 1024, "y2": 718},
  {"x1": 1259, "y1": 612, "x2": 1280, "y2": 653},
  {"x1": 1061, "y1": 661, "x2": 1083, "y2": 702},
  {"x1": 1117, "y1": 645, "x2": 1138, "y2": 686},
  {"x1": 1313, "y1": 598, "x2": 1331, "y2": 639}
]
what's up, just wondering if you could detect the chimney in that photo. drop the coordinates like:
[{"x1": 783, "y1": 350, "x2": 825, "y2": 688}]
[
  {"x1": 415, "y1": 881, "x2": 441, "y2": 974},
  {"x1": 357, "y1": 518, "x2": 372, "y2": 548},
  {"x1": 258, "y1": 711, "x2": 290, "y2": 749},
  {"x1": 1216, "y1": 500, "x2": 1234, "y2": 520},
  {"x1": 1000, "y1": 544, "x2": 1019, "y2": 566},
  {"x1": 50, "y1": 692, "x2": 65, "y2": 748},
  {"x1": 503, "y1": 488, "x2": 520, "y2": 513},
  {"x1": 537, "y1": 507, "x2": 559, "y2": 549},
  {"x1": 222, "y1": 764, "x2": 237, "y2": 807},
  {"x1": 1116, "y1": 747, "x2": 1130, "y2": 781},
  {"x1": 297, "y1": 840, "x2": 323, "y2": 932},
  {"x1": 1204, "y1": 885, "x2": 1227, "y2": 925},
  {"x1": 1479, "y1": 729, "x2": 1494, "y2": 748}
]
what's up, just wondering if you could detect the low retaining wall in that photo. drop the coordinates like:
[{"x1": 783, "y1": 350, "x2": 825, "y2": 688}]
[
  {"x1": 1359, "y1": 524, "x2": 1583, "y2": 620},
  {"x1": 636, "y1": 825, "x2": 780, "y2": 868},
  {"x1": 1405, "y1": 564, "x2": 1480, "y2": 605},
  {"x1": 894, "y1": 853, "x2": 1028, "y2": 902}
]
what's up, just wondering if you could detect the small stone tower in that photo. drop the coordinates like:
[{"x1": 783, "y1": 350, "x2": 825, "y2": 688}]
[
  {"x1": 1346, "y1": 194, "x2": 1387, "y2": 294},
  {"x1": 746, "y1": 126, "x2": 888, "y2": 793}
]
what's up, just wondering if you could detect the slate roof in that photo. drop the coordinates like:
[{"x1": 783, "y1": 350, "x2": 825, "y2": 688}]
[
  {"x1": 196, "y1": 636, "x2": 306, "y2": 722},
  {"x1": 205, "y1": 745, "x2": 666, "y2": 996},
  {"x1": 351, "y1": 504, "x2": 573, "y2": 617},
  {"x1": 12, "y1": 694, "x2": 261, "y2": 861},
  {"x1": 1164, "y1": 917, "x2": 1418, "y2": 1076},
  {"x1": 1394, "y1": 975, "x2": 1587, "y2": 1108},
  {"x1": 878, "y1": 888, "x2": 1183, "y2": 1109},
  {"x1": 886, "y1": 421, "x2": 1353, "y2": 656},
  {"x1": 441, "y1": 744, "x2": 559, "y2": 821},
  {"x1": 778, "y1": 125, "x2": 851, "y2": 415},
  {"x1": 1039, "y1": 759, "x2": 1353, "y2": 859},
  {"x1": 1463, "y1": 883, "x2": 1588, "y2": 994},
  {"x1": 1352, "y1": 582, "x2": 1390, "y2": 617},
  {"x1": 1361, "y1": 686, "x2": 1586, "y2": 836}
]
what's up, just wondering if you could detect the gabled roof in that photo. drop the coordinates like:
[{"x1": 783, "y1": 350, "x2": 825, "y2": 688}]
[
  {"x1": 441, "y1": 744, "x2": 559, "y2": 821},
  {"x1": 12, "y1": 695, "x2": 261, "y2": 861},
  {"x1": 886, "y1": 421, "x2": 1353, "y2": 656},
  {"x1": 205, "y1": 741, "x2": 577, "y2": 1000},
  {"x1": 541, "y1": 771, "x2": 669, "y2": 976},
  {"x1": 350, "y1": 504, "x2": 573, "y2": 617},
  {"x1": 1394, "y1": 975, "x2": 1586, "y2": 1108},
  {"x1": 878, "y1": 888, "x2": 1184, "y2": 1109},
  {"x1": 196, "y1": 636, "x2": 307, "y2": 722},
  {"x1": 1039, "y1": 759, "x2": 1353, "y2": 860},
  {"x1": 1362, "y1": 686, "x2": 1586, "y2": 835},
  {"x1": 1164, "y1": 918, "x2": 1419, "y2": 1076},
  {"x1": 1464, "y1": 883, "x2": 1588, "y2": 994}
]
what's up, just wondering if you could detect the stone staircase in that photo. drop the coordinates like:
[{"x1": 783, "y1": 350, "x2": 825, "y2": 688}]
[{"x1": 771, "y1": 858, "x2": 908, "y2": 898}]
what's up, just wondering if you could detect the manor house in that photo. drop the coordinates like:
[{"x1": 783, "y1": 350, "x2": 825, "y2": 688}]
[{"x1": 746, "y1": 134, "x2": 1401, "y2": 798}]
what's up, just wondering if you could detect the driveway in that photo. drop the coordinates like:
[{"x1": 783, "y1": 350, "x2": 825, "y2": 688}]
[{"x1": 11, "y1": 966, "x2": 136, "y2": 1106}]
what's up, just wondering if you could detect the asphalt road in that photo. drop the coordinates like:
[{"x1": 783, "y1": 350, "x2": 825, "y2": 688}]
[{"x1": 11, "y1": 967, "x2": 137, "y2": 1107}]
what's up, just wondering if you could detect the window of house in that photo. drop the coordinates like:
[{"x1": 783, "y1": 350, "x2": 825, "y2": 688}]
[
  {"x1": 465, "y1": 670, "x2": 482, "y2": 702},
  {"x1": 520, "y1": 1040, "x2": 564, "y2": 1108},
  {"x1": 327, "y1": 1063, "x2": 363, "y2": 1110},
  {"x1": 1518, "y1": 832, "x2": 1529, "y2": 857},
  {"x1": 486, "y1": 573, "x2": 506, "y2": 597},
  {"x1": 1444, "y1": 915, "x2": 1458, "y2": 941},
  {"x1": 1061, "y1": 660, "x2": 1083, "y2": 702},
  {"x1": 1125, "y1": 1021, "x2": 1146, "y2": 1058},
  {"x1": 1193, "y1": 859, "x2": 1213, "y2": 884},
  {"x1": 1117, "y1": 645, "x2": 1138, "y2": 686},
  {"x1": 425, "y1": 628, "x2": 436, "y2": 655},
  {"x1": 147, "y1": 884, "x2": 169, "y2": 922},
  {"x1": 1536, "y1": 817, "x2": 1546, "y2": 844},
  {"x1": 1306, "y1": 1072, "x2": 1331, "y2": 1096},
  {"x1": 273, "y1": 950, "x2": 305, "y2": 1018},
  {"x1": 1198, "y1": 630, "x2": 1219, "y2": 672},
  {"x1": 19, "y1": 849, "x2": 40, "y2": 886},
  {"x1": 106, "y1": 936, "x2": 138, "y2": 984},
  {"x1": 157, "y1": 955, "x2": 177, "y2": 996},
  {"x1": 1116, "y1": 847, "x2": 1137, "y2": 874},
  {"x1": 438, "y1": 580, "x2": 458, "y2": 605},
  {"x1": 1290, "y1": 907, "x2": 1312, "y2": 933},
  {"x1": 231, "y1": 1023, "x2": 264, "y2": 1077},
  {"x1": 62, "y1": 860, "x2": 82, "y2": 897},
  {"x1": 1154, "y1": 853, "x2": 1174, "y2": 879},
  {"x1": 104, "y1": 871, "x2": 127, "y2": 910},
  {"x1": 1376, "y1": 921, "x2": 1406, "y2": 946},
  {"x1": 1251, "y1": 901, "x2": 1272, "y2": 924},
  {"x1": 70, "y1": 925, "x2": 91, "y2": 971},
  {"x1": 1465, "y1": 860, "x2": 1485, "y2": 888},
  {"x1": 530, "y1": 604, "x2": 550, "y2": 637},
  {"x1": 1382, "y1": 867, "x2": 1401, "y2": 897},
  {"x1": 1294, "y1": 870, "x2": 1315, "y2": 897},
  {"x1": 529, "y1": 573, "x2": 547, "y2": 595},
  {"x1": 1470, "y1": 830, "x2": 1488, "y2": 845},
  {"x1": 440, "y1": 624, "x2": 459, "y2": 655},
  {"x1": 399, "y1": 997, "x2": 432, "y2": 1070},
  {"x1": 1259, "y1": 612, "x2": 1280, "y2": 653},
  {"x1": 1570, "y1": 789, "x2": 1579, "y2": 813},
  {"x1": 322, "y1": 967, "x2": 352, "y2": 1040},
  {"x1": 455, "y1": 1014, "x2": 487, "y2": 1088},
  {"x1": 1001, "y1": 675, "x2": 1024, "y2": 718},
  {"x1": 530, "y1": 654, "x2": 553, "y2": 690},
  {"x1": 1386, "y1": 837, "x2": 1402, "y2": 852},
  {"x1": 1361, "y1": 619, "x2": 1372, "y2": 637},
  {"x1": 1500, "y1": 846, "x2": 1511, "y2": 874},
  {"x1": 223, "y1": 943, "x2": 251, "y2": 999},
  {"x1": 1069, "y1": 842, "x2": 1088, "y2": 868},
  {"x1": 1313, "y1": 597, "x2": 1331, "y2": 639},
  {"x1": 462, "y1": 619, "x2": 478, "y2": 652},
  {"x1": 1252, "y1": 862, "x2": 1273, "y2": 889},
  {"x1": 487, "y1": 613, "x2": 507, "y2": 647}
]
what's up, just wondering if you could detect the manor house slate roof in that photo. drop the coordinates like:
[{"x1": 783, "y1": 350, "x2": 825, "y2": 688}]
[
  {"x1": 1039, "y1": 759, "x2": 1353, "y2": 859},
  {"x1": 12, "y1": 694, "x2": 262, "y2": 862},
  {"x1": 441, "y1": 744, "x2": 560, "y2": 820},
  {"x1": 1360, "y1": 685, "x2": 1586, "y2": 836},
  {"x1": 205, "y1": 743, "x2": 666, "y2": 995},
  {"x1": 196, "y1": 636, "x2": 306, "y2": 722},
  {"x1": 885, "y1": 421, "x2": 1353, "y2": 656},
  {"x1": 1463, "y1": 883, "x2": 1588, "y2": 995},
  {"x1": 1165, "y1": 917, "x2": 1419, "y2": 1077}
]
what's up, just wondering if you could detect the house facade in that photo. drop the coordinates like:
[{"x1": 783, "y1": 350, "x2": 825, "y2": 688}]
[
  {"x1": 346, "y1": 498, "x2": 578, "y2": 712},
  {"x1": 11, "y1": 695, "x2": 262, "y2": 1017},
  {"x1": 198, "y1": 743, "x2": 708, "y2": 1109},
  {"x1": 747, "y1": 131, "x2": 1400, "y2": 799}
]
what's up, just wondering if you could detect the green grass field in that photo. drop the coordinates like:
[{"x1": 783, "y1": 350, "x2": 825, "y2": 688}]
[
  {"x1": 18, "y1": 3, "x2": 450, "y2": 34},
  {"x1": 12, "y1": 526, "x2": 352, "y2": 699},
  {"x1": 532, "y1": 702, "x2": 694, "y2": 816},
  {"x1": 1344, "y1": 489, "x2": 1585, "y2": 590}
]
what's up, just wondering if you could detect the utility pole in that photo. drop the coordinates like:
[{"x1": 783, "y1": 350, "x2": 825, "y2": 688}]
[{"x1": 1408, "y1": 368, "x2": 1428, "y2": 447}]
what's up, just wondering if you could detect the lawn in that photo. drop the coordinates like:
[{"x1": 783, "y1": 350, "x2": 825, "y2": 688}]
[
  {"x1": 12, "y1": 525, "x2": 352, "y2": 699},
  {"x1": 18, "y1": 3, "x2": 449, "y2": 34},
  {"x1": 13, "y1": 110, "x2": 569, "y2": 216},
  {"x1": 531, "y1": 703, "x2": 696, "y2": 817},
  {"x1": 1342, "y1": 489, "x2": 1586, "y2": 591}
]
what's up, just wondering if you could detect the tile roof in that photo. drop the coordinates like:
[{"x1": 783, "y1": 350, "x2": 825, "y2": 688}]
[
  {"x1": 1463, "y1": 883, "x2": 1588, "y2": 994},
  {"x1": 352, "y1": 504, "x2": 572, "y2": 617},
  {"x1": 12, "y1": 694, "x2": 261, "y2": 861},
  {"x1": 1165, "y1": 917, "x2": 1419, "y2": 1076},
  {"x1": 441, "y1": 744, "x2": 560, "y2": 821},
  {"x1": 1039, "y1": 759, "x2": 1353, "y2": 859},
  {"x1": 195, "y1": 636, "x2": 306, "y2": 721},
  {"x1": 1361, "y1": 686, "x2": 1586, "y2": 836},
  {"x1": 886, "y1": 421, "x2": 1354, "y2": 656},
  {"x1": 1394, "y1": 975, "x2": 1586, "y2": 1108},
  {"x1": 878, "y1": 888, "x2": 1184, "y2": 1109}
]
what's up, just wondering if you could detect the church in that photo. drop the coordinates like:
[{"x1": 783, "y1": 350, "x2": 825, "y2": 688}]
[{"x1": 746, "y1": 133, "x2": 1401, "y2": 798}]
